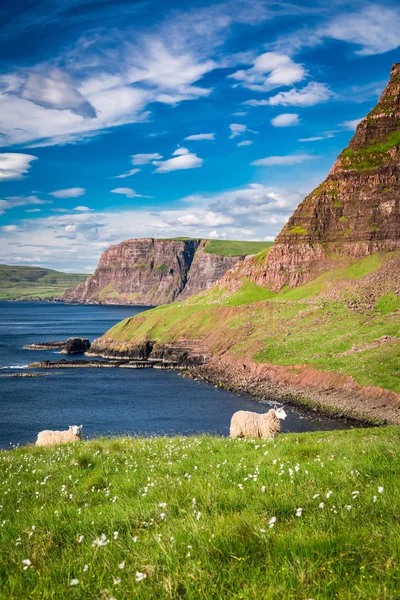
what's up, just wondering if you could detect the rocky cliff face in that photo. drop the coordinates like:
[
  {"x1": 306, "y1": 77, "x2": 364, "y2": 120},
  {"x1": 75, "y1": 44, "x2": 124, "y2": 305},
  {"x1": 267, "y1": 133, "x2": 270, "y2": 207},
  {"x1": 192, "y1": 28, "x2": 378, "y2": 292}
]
[
  {"x1": 223, "y1": 63, "x2": 400, "y2": 292},
  {"x1": 63, "y1": 238, "x2": 243, "y2": 305}
]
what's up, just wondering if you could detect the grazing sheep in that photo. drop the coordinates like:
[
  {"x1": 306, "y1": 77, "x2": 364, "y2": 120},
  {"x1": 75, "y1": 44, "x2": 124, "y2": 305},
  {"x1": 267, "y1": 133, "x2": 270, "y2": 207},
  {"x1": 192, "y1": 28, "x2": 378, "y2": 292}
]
[
  {"x1": 36, "y1": 425, "x2": 83, "y2": 447},
  {"x1": 230, "y1": 407, "x2": 287, "y2": 439}
]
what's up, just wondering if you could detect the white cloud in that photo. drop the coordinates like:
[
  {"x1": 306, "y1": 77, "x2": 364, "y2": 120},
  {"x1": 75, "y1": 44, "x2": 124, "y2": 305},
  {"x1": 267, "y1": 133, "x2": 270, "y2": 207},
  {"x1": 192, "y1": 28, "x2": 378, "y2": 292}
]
[
  {"x1": 0, "y1": 153, "x2": 37, "y2": 181},
  {"x1": 268, "y1": 82, "x2": 333, "y2": 107},
  {"x1": 1, "y1": 225, "x2": 19, "y2": 232},
  {"x1": 298, "y1": 136, "x2": 325, "y2": 142},
  {"x1": 271, "y1": 113, "x2": 299, "y2": 127},
  {"x1": 341, "y1": 118, "x2": 363, "y2": 131},
  {"x1": 74, "y1": 206, "x2": 92, "y2": 212},
  {"x1": 243, "y1": 99, "x2": 269, "y2": 107},
  {"x1": 229, "y1": 123, "x2": 247, "y2": 138},
  {"x1": 110, "y1": 188, "x2": 149, "y2": 198},
  {"x1": 184, "y1": 133, "x2": 215, "y2": 140},
  {"x1": 153, "y1": 151, "x2": 203, "y2": 173},
  {"x1": 172, "y1": 147, "x2": 190, "y2": 156},
  {"x1": 113, "y1": 168, "x2": 141, "y2": 179},
  {"x1": 229, "y1": 52, "x2": 306, "y2": 92},
  {"x1": 324, "y1": 5, "x2": 400, "y2": 56},
  {"x1": 21, "y1": 69, "x2": 96, "y2": 118},
  {"x1": 49, "y1": 188, "x2": 86, "y2": 199},
  {"x1": 237, "y1": 140, "x2": 253, "y2": 147},
  {"x1": 131, "y1": 153, "x2": 163, "y2": 165},
  {"x1": 251, "y1": 154, "x2": 314, "y2": 166},
  {"x1": 0, "y1": 195, "x2": 49, "y2": 215}
]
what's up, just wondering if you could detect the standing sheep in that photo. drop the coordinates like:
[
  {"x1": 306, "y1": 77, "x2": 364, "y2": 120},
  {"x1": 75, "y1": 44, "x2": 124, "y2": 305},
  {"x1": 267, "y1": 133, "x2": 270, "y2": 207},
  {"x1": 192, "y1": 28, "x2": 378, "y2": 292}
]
[
  {"x1": 36, "y1": 425, "x2": 83, "y2": 447},
  {"x1": 230, "y1": 407, "x2": 287, "y2": 439}
]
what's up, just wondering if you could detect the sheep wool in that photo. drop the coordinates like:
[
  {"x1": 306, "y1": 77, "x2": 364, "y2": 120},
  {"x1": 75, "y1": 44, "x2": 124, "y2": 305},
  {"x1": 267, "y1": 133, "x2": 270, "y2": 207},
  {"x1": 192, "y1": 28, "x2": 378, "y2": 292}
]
[
  {"x1": 230, "y1": 408, "x2": 286, "y2": 439},
  {"x1": 36, "y1": 425, "x2": 83, "y2": 447}
]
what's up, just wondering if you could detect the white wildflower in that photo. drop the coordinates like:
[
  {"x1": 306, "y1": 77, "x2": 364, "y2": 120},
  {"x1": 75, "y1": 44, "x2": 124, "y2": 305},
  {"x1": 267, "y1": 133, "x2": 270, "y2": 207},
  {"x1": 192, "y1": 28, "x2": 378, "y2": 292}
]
[
  {"x1": 295, "y1": 508, "x2": 303, "y2": 517},
  {"x1": 159, "y1": 502, "x2": 167, "y2": 508},
  {"x1": 378, "y1": 486, "x2": 384, "y2": 494},
  {"x1": 261, "y1": 486, "x2": 266, "y2": 493},
  {"x1": 345, "y1": 505, "x2": 352, "y2": 511},
  {"x1": 319, "y1": 502, "x2": 325, "y2": 509},
  {"x1": 373, "y1": 495, "x2": 377, "y2": 503},
  {"x1": 113, "y1": 577, "x2": 121, "y2": 585},
  {"x1": 70, "y1": 579, "x2": 79, "y2": 586},
  {"x1": 268, "y1": 516, "x2": 276, "y2": 528},
  {"x1": 326, "y1": 491, "x2": 332, "y2": 498},
  {"x1": 119, "y1": 561, "x2": 125, "y2": 569},
  {"x1": 83, "y1": 565, "x2": 88, "y2": 572},
  {"x1": 78, "y1": 535, "x2": 84, "y2": 543},
  {"x1": 113, "y1": 531, "x2": 118, "y2": 540},
  {"x1": 135, "y1": 571, "x2": 147, "y2": 582}
]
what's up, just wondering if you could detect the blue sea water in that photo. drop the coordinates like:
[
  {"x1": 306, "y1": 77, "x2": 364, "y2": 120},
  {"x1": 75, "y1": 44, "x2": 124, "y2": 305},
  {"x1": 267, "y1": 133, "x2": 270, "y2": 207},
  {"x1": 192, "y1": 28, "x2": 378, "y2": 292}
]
[{"x1": 0, "y1": 302, "x2": 356, "y2": 449}]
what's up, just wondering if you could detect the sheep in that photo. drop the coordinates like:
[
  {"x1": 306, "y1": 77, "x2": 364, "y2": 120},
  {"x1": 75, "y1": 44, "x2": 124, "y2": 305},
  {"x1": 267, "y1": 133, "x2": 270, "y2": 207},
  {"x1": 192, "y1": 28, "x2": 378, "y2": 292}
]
[
  {"x1": 230, "y1": 407, "x2": 287, "y2": 439},
  {"x1": 36, "y1": 425, "x2": 83, "y2": 447}
]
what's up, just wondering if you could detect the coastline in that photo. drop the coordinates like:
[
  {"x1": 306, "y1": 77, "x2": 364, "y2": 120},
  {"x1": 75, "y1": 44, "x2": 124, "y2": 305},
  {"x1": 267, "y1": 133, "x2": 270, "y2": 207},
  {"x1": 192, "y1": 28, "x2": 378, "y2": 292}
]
[{"x1": 186, "y1": 354, "x2": 400, "y2": 426}]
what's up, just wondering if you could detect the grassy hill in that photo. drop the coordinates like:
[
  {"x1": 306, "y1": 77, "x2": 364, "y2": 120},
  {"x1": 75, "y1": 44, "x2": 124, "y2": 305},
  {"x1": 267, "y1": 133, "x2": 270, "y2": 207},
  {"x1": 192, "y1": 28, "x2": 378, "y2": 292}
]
[
  {"x1": 1, "y1": 427, "x2": 399, "y2": 599},
  {"x1": 165, "y1": 238, "x2": 273, "y2": 257},
  {"x1": 99, "y1": 250, "x2": 400, "y2": 396},
  {"x1": 0, "y1": 265, "x2": 87, "y2": 301}
]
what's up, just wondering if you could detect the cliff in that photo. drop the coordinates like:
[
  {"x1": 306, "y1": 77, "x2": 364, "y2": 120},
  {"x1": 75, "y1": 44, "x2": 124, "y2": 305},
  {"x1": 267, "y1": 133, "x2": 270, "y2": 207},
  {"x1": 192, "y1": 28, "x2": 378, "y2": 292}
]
[
  {"x1": 62, "y1": 238, "x2": 247, "y2": 305},
  {"x1": 222, "y1": 63, "x2": 400, "y2": 292}
]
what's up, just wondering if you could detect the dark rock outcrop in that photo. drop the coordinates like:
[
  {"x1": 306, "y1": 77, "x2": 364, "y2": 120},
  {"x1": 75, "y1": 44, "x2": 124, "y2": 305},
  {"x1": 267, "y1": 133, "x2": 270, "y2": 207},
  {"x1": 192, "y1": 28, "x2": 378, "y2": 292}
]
[
  {"x1": 62, "y1": 238, "x2": 243, "y2": 306},
  {"x1": 61, "y1": 338, "x2": 91, "y2": 355}
]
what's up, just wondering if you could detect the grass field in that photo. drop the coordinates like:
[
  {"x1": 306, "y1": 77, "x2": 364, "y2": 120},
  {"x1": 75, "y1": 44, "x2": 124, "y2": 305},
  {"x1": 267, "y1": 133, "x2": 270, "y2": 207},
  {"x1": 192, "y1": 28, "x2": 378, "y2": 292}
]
[
  {"x1": 1, "y1": 428, "x2": 399, "y2": 599},
  {"x1": 164, "y1": 238, "x2": 273, "y2": 257},
  {"x1": 100, "y1": 251, "x2": 400, "y2": 394},
  {"x1": 0, "y1": 265, "x2": 87, "y2": 300}
]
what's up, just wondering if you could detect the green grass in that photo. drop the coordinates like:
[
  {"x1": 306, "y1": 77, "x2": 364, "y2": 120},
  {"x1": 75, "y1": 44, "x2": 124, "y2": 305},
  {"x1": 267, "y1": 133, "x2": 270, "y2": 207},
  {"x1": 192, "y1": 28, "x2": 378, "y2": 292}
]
[
  {"x1": 100, "y1": 252, "x2": 400, "y2": 394},
  {"x1": 203, "y1": 240, "x2": 273, "y2": 257},
  {"x1": 1, "y1": 428, "x2": 399, "y2": 599},
  {"x1": 341, "y1": 129, "x2": 400, "y2": 172},
  {"x1": 0, "y1": 265, "x2": 87, "y2": 300},
  {"x1": 162, "y1": 238, "x2": 273, "y2": 257}
]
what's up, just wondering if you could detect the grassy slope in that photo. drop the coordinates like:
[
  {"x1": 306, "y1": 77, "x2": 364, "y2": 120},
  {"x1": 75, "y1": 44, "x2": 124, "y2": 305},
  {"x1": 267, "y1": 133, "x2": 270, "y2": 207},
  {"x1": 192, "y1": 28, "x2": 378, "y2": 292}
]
[
  {"x1": 104, "y1": 251, "x2": 400, "y2": 394},
  {"x1": 0, "y1": 265, "x2": 87, "y2": 300},
  {"x1": 164, "y1": 238, "x2": 273, "y2": 257},
  {"x1": 1, "y1": 428, "x2": 399, "y2": 599}
]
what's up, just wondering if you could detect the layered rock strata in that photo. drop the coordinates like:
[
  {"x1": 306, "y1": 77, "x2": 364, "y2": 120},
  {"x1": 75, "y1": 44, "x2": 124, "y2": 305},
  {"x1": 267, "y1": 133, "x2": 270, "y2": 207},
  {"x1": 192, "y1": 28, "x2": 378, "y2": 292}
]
[
  {"x1": 63, "y1": 239, "x2": 243, "y2": 305},
  {"x1": 222, "y1": 63, "x2": 400, "y2": 292}
]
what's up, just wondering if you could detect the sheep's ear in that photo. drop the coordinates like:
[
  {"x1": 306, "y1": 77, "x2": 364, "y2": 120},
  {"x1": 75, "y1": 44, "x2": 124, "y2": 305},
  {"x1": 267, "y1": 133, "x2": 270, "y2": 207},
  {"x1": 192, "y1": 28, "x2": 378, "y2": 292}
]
[
  {"x1": 79, "y1": 425, "x2": 83, "y2": 430},
  {"x1": 69, "y1": 426, "x2": 73, "y2": 430}
]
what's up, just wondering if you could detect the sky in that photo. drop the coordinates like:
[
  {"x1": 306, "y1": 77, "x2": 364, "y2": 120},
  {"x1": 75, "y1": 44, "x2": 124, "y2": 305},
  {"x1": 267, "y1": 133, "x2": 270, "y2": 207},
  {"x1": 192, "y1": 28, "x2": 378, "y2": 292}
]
[{"x1": 0, "y1": 0, "x2": 399, "y2": 272}]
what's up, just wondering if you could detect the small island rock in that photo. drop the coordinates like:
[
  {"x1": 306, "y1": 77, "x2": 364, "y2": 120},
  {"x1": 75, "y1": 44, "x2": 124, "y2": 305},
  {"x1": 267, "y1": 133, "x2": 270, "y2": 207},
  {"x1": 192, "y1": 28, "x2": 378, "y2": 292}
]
[{"x1": 61, "y1": 338, "x2": 91, "y2": 355}]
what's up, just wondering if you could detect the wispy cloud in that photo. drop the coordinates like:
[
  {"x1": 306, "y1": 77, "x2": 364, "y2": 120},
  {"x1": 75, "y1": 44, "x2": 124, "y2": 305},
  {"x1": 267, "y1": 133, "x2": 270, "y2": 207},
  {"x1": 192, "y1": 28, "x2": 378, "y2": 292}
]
[
  {"x1": 229, "y1": 123, "x2": 248, "y2": 139},
  {"x1": 184, "y1": 133, "x2": 215, "y2": 141},
  {"x1": 49, "y1": 188, "x2": 86, "y2": 198},
  {"x1": 0, "y1": 153, "x2": 37, "y2": 181},
  {"x1": 268, "y1": 82, "x2": 333, "y2": 107},
  {"x1": 153, "y1": 149, "x2": 203, "y2": 173},
  {"x1": 113, "y1": 168, "x2": 141, "y2": 179},
  {"x1": 237, "y1": 140, "x2": 253, "y2": 147},
  {"x1": 271, "y1": 113, "x2": 299, "y2": 127},
  {"x1": 131, "y1": 153, "x2": 163, "y2": 165},
  {"x1": 0, "y1": 195, "x2": 50, "y2": 215},
  {"x1": 110, "y1": 188, "x2": 151, "y2": 198},
  {"x1": 251, "y1": 154, "x2": 314, "y2": 166},
  {"x1": 341, "y1": 118, "x2": 363, "y2": 131}
]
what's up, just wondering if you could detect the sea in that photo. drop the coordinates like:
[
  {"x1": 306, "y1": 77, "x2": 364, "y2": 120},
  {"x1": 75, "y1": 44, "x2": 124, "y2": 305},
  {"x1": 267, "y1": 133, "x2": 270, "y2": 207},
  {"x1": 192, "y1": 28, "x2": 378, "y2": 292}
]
[{"x1": 0, "y1": 301, "x2": 357, "y2": 449}]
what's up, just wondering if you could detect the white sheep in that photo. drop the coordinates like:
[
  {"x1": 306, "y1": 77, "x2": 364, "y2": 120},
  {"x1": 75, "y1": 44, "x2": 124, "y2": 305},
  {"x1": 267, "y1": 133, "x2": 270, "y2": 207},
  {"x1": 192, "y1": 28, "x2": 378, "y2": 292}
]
[
  {"x1": 36, "y1": 425, "x2": 83, "y2": 446},
  {"x1": 230, "y1": 407, "x2": 287, "y2": 439}
]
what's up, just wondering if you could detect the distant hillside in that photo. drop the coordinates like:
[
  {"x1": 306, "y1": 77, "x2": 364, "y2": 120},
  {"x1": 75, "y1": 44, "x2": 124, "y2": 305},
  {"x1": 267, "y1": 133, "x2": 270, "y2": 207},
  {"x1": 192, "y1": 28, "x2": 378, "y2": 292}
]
[
  {"x1": 0, "y1": 265, "x2": 88, "y2": 300},
  {"x1": 63, "y1": 238, "x2": 273, "y2": 306}
]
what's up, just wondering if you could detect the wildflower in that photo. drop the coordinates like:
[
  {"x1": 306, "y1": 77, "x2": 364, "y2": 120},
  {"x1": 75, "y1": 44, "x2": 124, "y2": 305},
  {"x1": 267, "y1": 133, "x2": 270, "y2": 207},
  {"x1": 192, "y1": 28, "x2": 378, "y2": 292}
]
[
  {"x1": 295, "y1": 508, "x2": 303, "y2": 517},
  {"x1": 160, "y1": 513, "x2": 166, "y2": 520},
  {"x1": 261, "y1": 486, "x2": 266, "y2": 493},
  {"x1": 159, "y1": 502, "x2": 167, "y2": 508},
  {"x1": 114, "y1": 577, "x2": 121, "y2": 585},
  {"x1": 238, "y1": 483, "x2": 243, "y2": 489},
  {"x1": 326, "y1": 491, "x2": 332, "y2": 499},
  {"x1": 345, "y1": 505, "x2": 352, "y2": 511},
  {"x1": 373, "y1": 495, "x2": 377, "y2": 503},
  {"x1": 113, "y1": 531, "x2": 119, "y2": 540},
  {"x1": 313, "y1": 494, "x2": 319, "y2": 499},
  {"x1": 135, "y1": 571, "x2": 147, "y2": 582},
  {"x1": 78, "y1": 535, "x2": 84, "y2": 543},
  {"x1": 378, "y1": 486, "x2": 384, "y2": 494},
  {"x1": 268, "y1": 516, "x2": 276, "y2": 528},
  {"x1": 319, "y1": 502, "x2": 325, "y2": 509},
  {"x1": 83, "y1": 565, "x2": 88, "y2": 572},
  {"x1": 70, "y1": 579, "x2": 79, "y2": 586},
  {"x1": 22, "y1": 559, "x2": 31, "y2": 571},
  {"x1": 132, "y1": 536, "x2": 138, "y2": 543},
  {"x1": 92, "y1": 533, "x2": 110, "y2": 547},
  {"x1": 119, "y1": 561, "x2": 125, "y2": 569}
]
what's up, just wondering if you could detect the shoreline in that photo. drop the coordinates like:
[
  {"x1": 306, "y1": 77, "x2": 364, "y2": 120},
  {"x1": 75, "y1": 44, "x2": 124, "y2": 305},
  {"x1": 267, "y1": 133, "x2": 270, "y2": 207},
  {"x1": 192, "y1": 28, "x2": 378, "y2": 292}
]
[{"x1": 186, "y1": 354, "x2": 400, "y2": 427}]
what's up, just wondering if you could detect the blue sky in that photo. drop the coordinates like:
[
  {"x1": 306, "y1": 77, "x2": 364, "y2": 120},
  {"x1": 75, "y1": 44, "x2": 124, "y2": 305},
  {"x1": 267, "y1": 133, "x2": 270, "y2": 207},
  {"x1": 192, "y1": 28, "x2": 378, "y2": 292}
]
[{"x1": 0, "y1": 0, "x2": 399, "y2": 272}]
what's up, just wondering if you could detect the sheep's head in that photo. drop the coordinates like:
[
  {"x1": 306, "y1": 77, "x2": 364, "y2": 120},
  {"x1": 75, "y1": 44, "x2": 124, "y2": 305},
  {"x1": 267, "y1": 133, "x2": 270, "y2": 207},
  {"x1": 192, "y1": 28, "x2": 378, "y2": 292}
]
[
  {"x1": 274, "y1": 407, "x2": 287, "y2": 420},
  {"x1": 69, "y1": 425, "x2": 83, "y2": 438}
]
